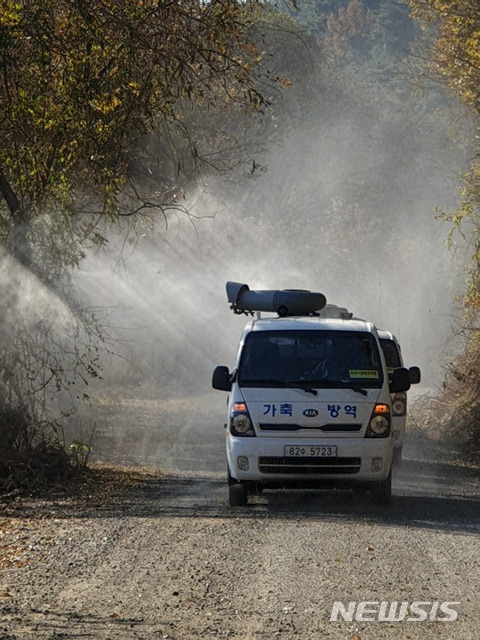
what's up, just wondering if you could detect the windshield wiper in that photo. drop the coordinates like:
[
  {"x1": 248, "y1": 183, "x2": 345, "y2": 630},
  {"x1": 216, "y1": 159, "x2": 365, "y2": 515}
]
[
  {"x1": 241, "y1": 378, "x2": 318, "y2": 396},
  {"x1": 241, "y1": 378, "x2": 369, "y2": 396},
  {"x1": 300, "y1": 379, "x2": 368, "y2": 396},
  {"x1": 347, "y1": 385, "x2": 368, "y2": 396}
]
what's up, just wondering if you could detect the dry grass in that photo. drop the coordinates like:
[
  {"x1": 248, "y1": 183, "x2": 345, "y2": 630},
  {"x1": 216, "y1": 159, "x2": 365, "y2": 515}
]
[{"x1": 408, "y1": 344, "x2": 480, "y2": 466}]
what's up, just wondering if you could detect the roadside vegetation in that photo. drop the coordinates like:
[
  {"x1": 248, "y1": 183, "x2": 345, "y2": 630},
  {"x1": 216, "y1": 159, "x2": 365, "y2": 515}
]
[
  {"x1": 0, "y1": 0, "x2": 289, "y2": 490},
  {"x1": 408, "y1": 0, "x2": 480, "y2": 464}
]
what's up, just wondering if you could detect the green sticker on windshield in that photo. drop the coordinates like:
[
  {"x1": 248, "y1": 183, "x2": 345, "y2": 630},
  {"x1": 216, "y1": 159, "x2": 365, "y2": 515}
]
[
  {"x1": 349, "y1": 370, "x2": 379, "y2": 379},
  {"x1": 387, "y1": 367, "x2": 394, "y2": 374}
]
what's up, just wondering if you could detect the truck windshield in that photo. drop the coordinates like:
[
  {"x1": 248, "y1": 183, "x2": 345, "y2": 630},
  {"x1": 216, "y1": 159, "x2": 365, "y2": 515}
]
[{"x1": 238, "y1": 330, "x2": 384, "y2": 389}]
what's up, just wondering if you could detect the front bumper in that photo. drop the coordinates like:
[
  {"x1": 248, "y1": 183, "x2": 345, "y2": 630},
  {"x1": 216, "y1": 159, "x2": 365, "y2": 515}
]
[{"x1": 227, "y1": 434, "x2": 393, "y2": 483}]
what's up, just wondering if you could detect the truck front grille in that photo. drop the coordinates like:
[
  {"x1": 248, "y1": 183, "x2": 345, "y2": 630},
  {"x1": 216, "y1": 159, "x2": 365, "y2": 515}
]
[
  {"x1": 258, "y1": 456, "x2": 361, "y2": 475},
  {"x1": 258, "y1": 423, "x2": 362, "y2": 432}
]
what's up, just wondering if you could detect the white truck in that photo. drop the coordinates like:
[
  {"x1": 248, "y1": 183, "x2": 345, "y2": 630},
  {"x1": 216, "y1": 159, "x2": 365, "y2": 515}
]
[
  {"x1": 377, "y1": 329, "x2": 420, "y2": 464},
  {"x1": 212, "y1": 283, "x2": 415, "y2": 507}
]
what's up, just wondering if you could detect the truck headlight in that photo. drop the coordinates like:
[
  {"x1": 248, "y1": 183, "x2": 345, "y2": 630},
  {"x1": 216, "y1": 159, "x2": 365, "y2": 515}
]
[
  {"x1": 230, "y1": 408, "x2": 256, "y2": 437},
  {"x1": 232, "y1": 414, "x2": 252, "y2": 434},
  {"x1": 392, "y1": 392, "x2": 407, "y2": 417},
  {"x1": 366, "y1": 404, "x2": 391, "y2": 438}
]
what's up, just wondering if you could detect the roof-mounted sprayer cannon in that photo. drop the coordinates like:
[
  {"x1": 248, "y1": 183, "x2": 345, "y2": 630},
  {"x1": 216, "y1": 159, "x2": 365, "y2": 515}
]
[{"x1": 226, "y1": 281, "x2": 327, "y2": 317}]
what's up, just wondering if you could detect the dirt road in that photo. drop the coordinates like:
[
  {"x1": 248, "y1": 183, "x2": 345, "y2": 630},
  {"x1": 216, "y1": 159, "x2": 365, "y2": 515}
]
[{"x1": 0, "y1": 394, "x2": 479, "y2": 639}]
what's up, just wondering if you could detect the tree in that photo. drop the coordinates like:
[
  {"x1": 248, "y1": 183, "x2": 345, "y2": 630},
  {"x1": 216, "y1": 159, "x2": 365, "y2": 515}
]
[
  {"x1": 409, "y1": 0, "x2": 479, "y2": 317},
  {"x1": 409, "y1": 0, "x2": 480, "y2": 460},
  {"x1": 410, "y1": 0, "x2": 480, "y2": 114},
  {"x1": 0, "y1": 0, "x2": 272, "y2": 271},
  {"x1": 0, "y1": 0, "x2": 279, "y2": 483},
  {"x1": 323, "y1": 0, "x2": 374, "y2": 59}
]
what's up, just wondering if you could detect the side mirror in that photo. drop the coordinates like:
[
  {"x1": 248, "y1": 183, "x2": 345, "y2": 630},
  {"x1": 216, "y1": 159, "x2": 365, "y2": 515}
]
[
  {"x1": 409, "y1": 366, "x2": 421, "y2": 385},
  {"x1": 212, "y1": 366, "x2": 232, "y2": 391},
  {"x1": 390, "y1": 367, "x2": 411, "y2": 393}
]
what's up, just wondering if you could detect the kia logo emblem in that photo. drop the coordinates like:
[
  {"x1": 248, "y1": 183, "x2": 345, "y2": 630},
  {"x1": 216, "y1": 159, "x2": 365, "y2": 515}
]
[{"x1": 303, "y1": 409, "x2": 318, "y2": 417}]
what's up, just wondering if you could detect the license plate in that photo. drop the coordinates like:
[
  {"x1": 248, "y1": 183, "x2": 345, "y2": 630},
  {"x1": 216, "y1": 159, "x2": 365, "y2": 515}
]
[{"x1": 284, "y1": 445, "x2": 337, "y2": 457}]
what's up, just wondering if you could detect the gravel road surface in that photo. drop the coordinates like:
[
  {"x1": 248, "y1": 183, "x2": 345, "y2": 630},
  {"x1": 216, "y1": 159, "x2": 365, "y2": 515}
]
[{"x1": 0, "y1": 393, "x2": 478, "y2": 640}]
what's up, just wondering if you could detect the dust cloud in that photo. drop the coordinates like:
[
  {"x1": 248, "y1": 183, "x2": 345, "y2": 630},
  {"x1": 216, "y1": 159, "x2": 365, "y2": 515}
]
[
  {"x1": 79, "y1": 118, "x2": 466, "y2": 388},
  {"x1": 72, "y1": 57, "x2": 470, "y2": 468}
]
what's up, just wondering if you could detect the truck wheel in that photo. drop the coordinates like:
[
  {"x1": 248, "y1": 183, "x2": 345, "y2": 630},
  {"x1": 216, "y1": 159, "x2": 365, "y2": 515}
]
[
  {"x1": 229, "y1": 483, "x2": 248, "y2": 507},
  {"x1": 227, "y1": 466, "x2": 236, "y2": 486},
  {"x1": 370, "y1": 468, "x2": 392, "y2": 505},
  {"x1": 392, "y1": 446, "x2": 403, "y2": 466}
]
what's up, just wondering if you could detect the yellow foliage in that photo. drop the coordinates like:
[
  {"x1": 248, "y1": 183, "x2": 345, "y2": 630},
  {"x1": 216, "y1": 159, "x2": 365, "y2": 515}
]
[
  {"x1": 409, "y1": 0, "x2": 480, "y2": 113},
  {"x1": 0, "y1": 1, "x2": 22, "y2": 26},
  {"x1": 128, "y1": 82, "x2": 140, "y2": 96},
  {"x1": 90, "y1": 94, "x2": 122, "y2": 114},
  {"x1": 0, "y1": 0, "x2": 269, "y2": 227},
  {"x1": 410, "y1": 1, "x2": 480, "y2": 360}
]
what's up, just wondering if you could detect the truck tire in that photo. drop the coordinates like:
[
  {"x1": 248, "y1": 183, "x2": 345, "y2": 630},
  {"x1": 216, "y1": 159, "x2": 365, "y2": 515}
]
[
  {"x1": 370, "y1": 468, "x2": 392, "y2": 505},
  {"x1": 229, "y1": 483, "x2": 248, "y2": 507}
]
